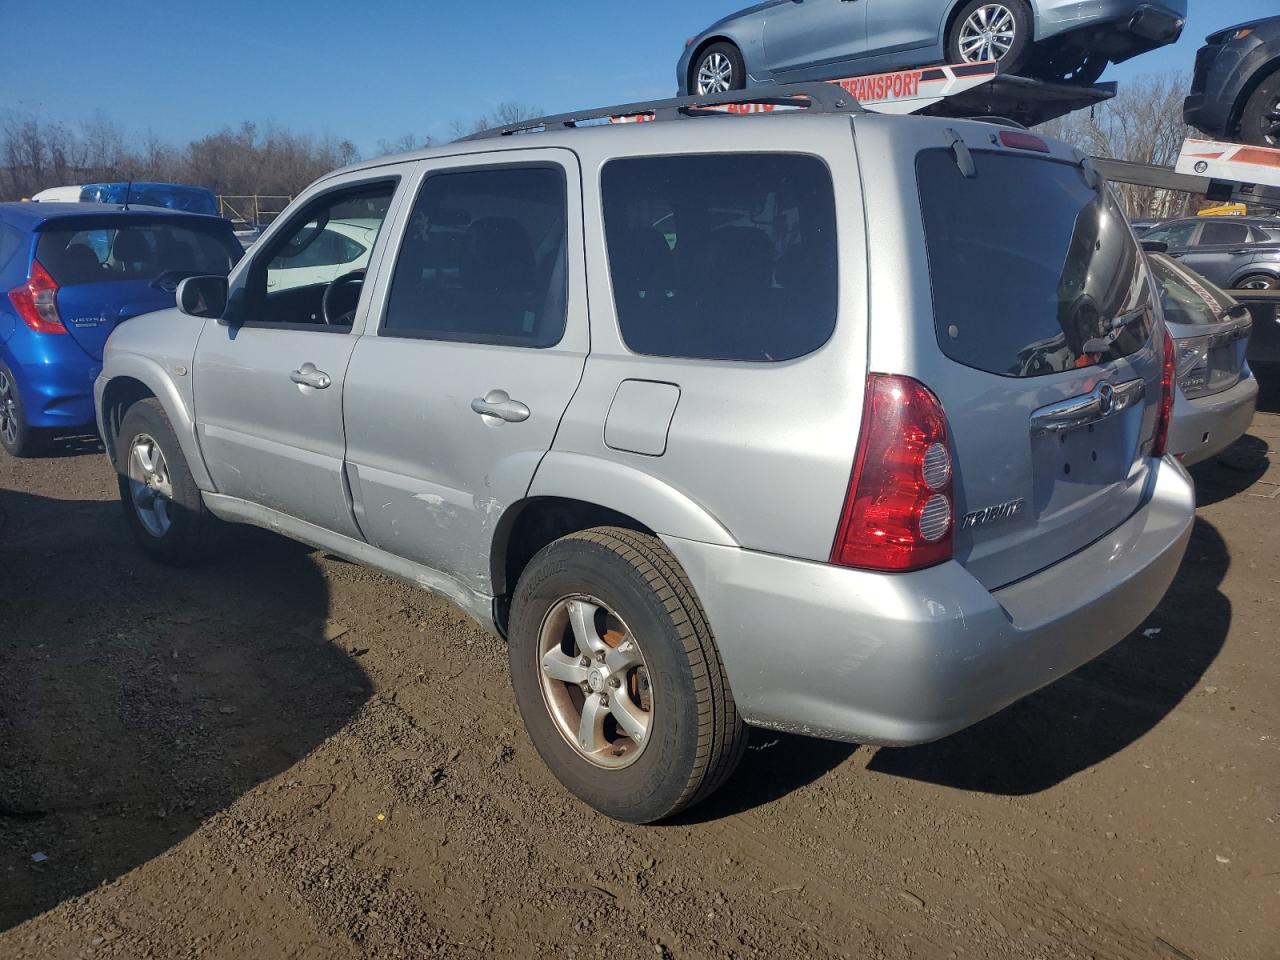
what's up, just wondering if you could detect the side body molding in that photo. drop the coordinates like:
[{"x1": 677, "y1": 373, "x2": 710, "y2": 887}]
[{"x1": 527, "y1": 452, "x2": 739, "y2": 547}]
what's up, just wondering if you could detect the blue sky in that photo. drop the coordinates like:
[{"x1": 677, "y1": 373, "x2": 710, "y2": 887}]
[{"x1": 1, "y1": 0, "x2": 1274, "y2": 155}]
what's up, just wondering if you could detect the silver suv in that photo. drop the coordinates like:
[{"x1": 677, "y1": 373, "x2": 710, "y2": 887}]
[{"x1": 95, "y1": 88, "x2": 1195, "y2": 823}]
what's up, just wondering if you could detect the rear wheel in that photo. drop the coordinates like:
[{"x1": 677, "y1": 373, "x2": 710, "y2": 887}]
[
  {"x1": 1239, "y1": 72, "x2": 1280, "y2": 148},
  {"x1": 0, "y1": 362, "x2": 45, "y2": 458},
  {"x1": 116, "y1": 398, "x2": 222, "y2": 566},
  {"x1": 692, "y1": 42, "x2": 745, "y2": 95},
  {"x1": 1237, "y1": 273, "x2": 1279, "y2": 291},
  {"x1": 947, "y1": 0, "x2": 1032, "y2": 75},
  {"x1": 508, "y1": 527, "x2": 746, "y2": 823}
]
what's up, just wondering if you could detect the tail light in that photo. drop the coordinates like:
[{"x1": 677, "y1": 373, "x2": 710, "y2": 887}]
[
  {"x1": 8, "y1": 261, "x2": 67, "y2": 335},
  {"x1": 1151, "y1": 330, "x2": 1176, "y2": 458},
  {"x1": 831, "y1": 374, "x2": 954, "y2": 572}
]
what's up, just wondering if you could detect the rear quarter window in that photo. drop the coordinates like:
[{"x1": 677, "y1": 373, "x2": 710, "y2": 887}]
[
  {"x1": 0, "y1": 223, "x2": 24, "y2": 273},
  {"x1": 601, "y1": 153, "x2": 837, "y2": 362},
  {"x1": 917, "y1": 149, "x2": 1153, "y2": 378}
]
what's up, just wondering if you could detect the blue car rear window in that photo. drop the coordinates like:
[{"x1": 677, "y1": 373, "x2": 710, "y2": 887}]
[{"x1": 36, "y1": 223, "x2": 239, "y2": 287}]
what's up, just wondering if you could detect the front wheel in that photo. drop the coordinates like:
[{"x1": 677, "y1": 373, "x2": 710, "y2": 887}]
[
  {"x1": 691, "y1": 42, "x2": 746, "y2": 96},
  {"x1": 947, "y1": 0, "x2": 1033, "y2": 75},
  {"x1": 508, "y1": 527, "x2": 747, "y2": 823},
  {"x1": 116, "y1": 398, "x2": 223, "y2": 566}
]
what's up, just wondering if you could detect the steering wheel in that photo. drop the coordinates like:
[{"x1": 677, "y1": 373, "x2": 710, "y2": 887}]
[{"x1": 321, "y1": 269, "x2": 366, "y2": 326}]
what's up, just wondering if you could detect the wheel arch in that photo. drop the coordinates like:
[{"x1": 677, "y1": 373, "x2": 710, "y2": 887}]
[
  {"x1": 492, "y1": 454, "x2": 738, "y2": 621},
  {"x1": 686, "y1": 35, "x2": 740, "y2": 91},
  {"x1": 1230, "y1": 265, "x2": 1280, "y2": 288},
  {"x1": 98, "y1": 355, "x2": 213, "y2": 490},
  {"x1": 1231, "y1": 54, "x2": 1280, "y2": 134}
]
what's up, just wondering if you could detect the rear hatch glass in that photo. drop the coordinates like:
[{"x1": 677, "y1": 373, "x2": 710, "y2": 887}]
[
  {"x1": 916, "y1": 147, "x2": 1161, "y2": 589},
  {"x1": 36, "y1": 218, "x2": 240, "y2": 360}
]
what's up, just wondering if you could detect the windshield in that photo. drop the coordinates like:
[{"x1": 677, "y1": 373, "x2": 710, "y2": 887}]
[
  {"x1": 36, "y1": 221, "x2": 240, "y2": 287},
  {"x1": 917, "y1": 149, "x2": 1153, "y2": 378},
  {"x1": 1147, "y1": 254, "x2": 1239, "y2": 326}
]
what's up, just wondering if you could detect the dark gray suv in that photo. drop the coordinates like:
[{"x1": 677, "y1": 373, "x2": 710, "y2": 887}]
[
  {"x1": 1184, "y1": 15, "x2": 1280, "y2": 148},
  {"x1": 1141, "y1": 216, "x2": 1280, "y2": 290}
]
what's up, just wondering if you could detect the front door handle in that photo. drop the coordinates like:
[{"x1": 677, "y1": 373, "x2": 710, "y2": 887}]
[
  {"x1": 471, "y1": 389, "x2": 530, "y2": 423},
  {"x1": 290, "y1": 363, "x2": 332, "y2": 390}
]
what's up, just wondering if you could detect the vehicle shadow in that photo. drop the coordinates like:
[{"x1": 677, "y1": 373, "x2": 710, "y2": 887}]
[
  {"x1": 1191, "y1": 433, "x2": 1271, "y2": 506},
  {"x1": 867, "y1": 517, "x2": 1229, "y2": 795},
  {"x1": 670, "y1": 731, "x2": 858, "y2": 825},
  {"x1": 0, "y1": 489, "x2": 370, "y2": 932},
  {"x1": 1254, "y1": 362, "x2": 1280, "y2": 414}
]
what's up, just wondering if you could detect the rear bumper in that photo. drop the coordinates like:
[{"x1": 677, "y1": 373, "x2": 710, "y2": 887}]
[
  {"x1": 1039, "y1": 2, "x2": 1185, "y2": 58},
  {"x1": 1169, "y1": 373, "x2": 1258, "y2": 467},
  {"x1": 663, "y1": 456, "x2": 1194, "y2": 745},
  {"x1": 1, "y1": 334, "x2": 99, "y2": 429}
]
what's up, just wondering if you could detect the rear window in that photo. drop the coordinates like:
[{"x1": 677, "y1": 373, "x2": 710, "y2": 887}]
[
  {"x1": 1148, "y1": 254, "x2": 1237, "y2": 325},
  {"x1": 602, "y1": 153, "x2": 837, "y2": 362},
  {"x1": 36, "y1": 221, "x2": 240, "y2": 287},
  {"x1": 917, "y1": 150, "x2": 1153, "y2": 378}
]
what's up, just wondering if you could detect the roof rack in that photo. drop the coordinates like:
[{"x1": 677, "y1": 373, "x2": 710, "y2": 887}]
[{"x1": 459, "y1": 83, "x2": 863, "y2": 141}]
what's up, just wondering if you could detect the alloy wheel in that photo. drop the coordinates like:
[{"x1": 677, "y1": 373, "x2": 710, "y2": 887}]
[
  {"x1": 958, "y1": 4, "x2": 1017, "y2": 63},
  {"x1": 537, "y1": 595, "x2": 653, "y2": 769},
  {"x1": 1259, "y1": 94, "x2": 1280, "y2": 147},
  {"x1": 127, "y1": 433, "x2": 175, "y2": 537},
  {"x1": 696, "y1": 52, "x2": 733, "y2": 95},
  {"x1": 1240, "y1": 275, "x2": 1278, "y2": 291},
  {"x1": 0, "y1": 370, "x2": 18, "y2": 448}
]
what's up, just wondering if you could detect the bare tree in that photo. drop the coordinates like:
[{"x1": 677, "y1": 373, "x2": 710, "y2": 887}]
[{"x1": 1038, "y1": 72, "x2": 1196, "y2": 218}]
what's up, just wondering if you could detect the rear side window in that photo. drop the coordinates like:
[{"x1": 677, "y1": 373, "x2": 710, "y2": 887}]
[
  {"x1": 601, "y1": 153, "x2": 837, "y2": 362},
  {"x1": 917, "y1": 150, "x2": 1153, "y2": 378},
  {"x1": 36, "y1": 222, "x2": 240, "y2": 287},
  {"x1": 383, "y1": 166, "x2": 568, "y2": 347},
  {"x1": 1197, "y1": 221, "x2": 1250, "y2": 246}
]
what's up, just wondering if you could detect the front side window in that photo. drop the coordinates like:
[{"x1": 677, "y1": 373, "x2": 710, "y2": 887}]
[
  {"x1": 1142, "y1": 221, "x2": 1196, "y2": 248},
  {"x1": 918, "y1": 149, "x2": 1153, "y2": 378},
  {"x1": 1196, "y1": 221, "x2": 1250, "y2": 246},
  {"x1": 383, "y1": 166, "x2": 568, "y2": 346},
  {"x1": 601, "y1": 153, "x2": 837, "y2": 362},
  {"x1": 244, "y1": 182, "x2": 395, "y2": 328}
]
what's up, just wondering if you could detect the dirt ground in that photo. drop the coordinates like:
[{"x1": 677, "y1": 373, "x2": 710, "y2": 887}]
[{"x1": 2, "y1": 389, "x2": 1278, "y2": 960}]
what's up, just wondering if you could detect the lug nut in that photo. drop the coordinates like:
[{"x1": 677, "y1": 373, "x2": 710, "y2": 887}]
[
  {"x1": 595, "y1": 652, "x2": 606, "y2": 664},
  {"x1": 579, "y1": 656, "x2": 590, "y2": 668},
  {"x1": 608, "y1": 676, "x2": 621, "y2": 689},
  {"x1": 599, "y1": 694, "x2": 610, "y2": 707}
]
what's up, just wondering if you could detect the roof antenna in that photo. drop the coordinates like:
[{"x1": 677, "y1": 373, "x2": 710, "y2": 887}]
[{"x1": 124, "y1": 179, "x2": 132, "y2": 211}]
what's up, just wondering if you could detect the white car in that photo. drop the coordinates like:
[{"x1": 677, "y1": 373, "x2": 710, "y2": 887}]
[{"x1": 265, "y1": 219, "x2": 380, "y2": 292}]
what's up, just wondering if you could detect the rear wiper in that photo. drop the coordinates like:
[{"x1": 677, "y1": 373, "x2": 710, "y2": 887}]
[
  {"x1": 1081, "y1": 308, "x2": 1148, "y2": 354},
  {"x1": 1213, "y1": 302, "x2": 1251, "y2": 323}
]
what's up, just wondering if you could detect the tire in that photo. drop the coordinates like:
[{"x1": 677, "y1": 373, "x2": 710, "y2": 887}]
[
  {"x1": 691, "y1": 42, "x2": 746, "y2": 95},
  {"x1": 1239, "y1": 71, "x2": 1280, "y2": 148},
  {"x1": 947, "y1": 0, "x2": 1033, "y2": 75},
  {"x1": 1236, "y1": 273, "x2": 1279, "y2": 291},
  {"x1": 0, "y1": 361, "x2": 46, "y2": 458},
  {"x1": 1030, "y1": 45, "x2": 1107, "y2": 86},
  {"x1": 508, "y1": 526, "x2": 747, "y2": 823},
  {"x1": 115, "y1": 397, "x2": 222, "y2": 566}
]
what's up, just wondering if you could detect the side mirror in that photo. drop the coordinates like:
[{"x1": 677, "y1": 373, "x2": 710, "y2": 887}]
[
  {"x1": 1140, "y1": 239, "x2": 1168, "y2": 253},
  {"x1": 176, "y1": 275, "x2": 228, "y2": 319}
]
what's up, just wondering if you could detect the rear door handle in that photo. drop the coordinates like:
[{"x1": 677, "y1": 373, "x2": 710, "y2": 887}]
[
  {"x1": 471, "y1": 389, "x2": 530, "y2": 423},
  {"x1": 290, "y1": 363, "x2": 332, "y2": 390}
]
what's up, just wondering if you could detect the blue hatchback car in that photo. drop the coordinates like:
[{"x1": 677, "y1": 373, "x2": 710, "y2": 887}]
[{"x1": 0, "y1": 203, "x2": 241, "y2": 456}]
